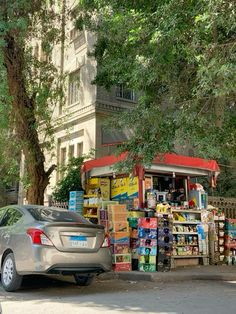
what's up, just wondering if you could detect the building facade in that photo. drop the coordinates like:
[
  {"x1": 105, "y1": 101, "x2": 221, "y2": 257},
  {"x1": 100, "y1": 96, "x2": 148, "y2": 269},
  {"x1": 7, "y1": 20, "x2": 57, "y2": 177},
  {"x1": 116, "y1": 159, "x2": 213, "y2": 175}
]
[{"x1": 42, "y1": 3, "x2": 137, "y2": 203}]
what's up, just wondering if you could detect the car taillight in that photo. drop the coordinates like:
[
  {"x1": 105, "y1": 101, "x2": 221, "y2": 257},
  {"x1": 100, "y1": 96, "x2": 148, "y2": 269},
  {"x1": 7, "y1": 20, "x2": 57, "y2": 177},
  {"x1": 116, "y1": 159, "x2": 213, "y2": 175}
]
[
  {"x1": 27, "y1": 228, "x2": 54, "y2": 246},
  {"x1": 101, "y1": 234, "x2": 110, "y2": 248}
]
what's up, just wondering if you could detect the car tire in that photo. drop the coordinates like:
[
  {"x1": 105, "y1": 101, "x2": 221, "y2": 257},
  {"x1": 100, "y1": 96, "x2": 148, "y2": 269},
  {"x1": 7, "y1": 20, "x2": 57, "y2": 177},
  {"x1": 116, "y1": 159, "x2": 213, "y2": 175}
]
[
  {"x1": 1, "y1": 253, "x2": 23, "y2": 292},
  {"x1": 73, "y1": 274, "x2": 94, "y2": 286}
]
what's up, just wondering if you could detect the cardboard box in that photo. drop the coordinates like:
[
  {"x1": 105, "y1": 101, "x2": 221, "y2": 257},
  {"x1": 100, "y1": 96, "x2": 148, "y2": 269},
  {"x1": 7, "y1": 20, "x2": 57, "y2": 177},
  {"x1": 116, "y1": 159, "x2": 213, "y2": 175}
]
[
  {"x1": 113, "y1": 263, "x2": 131, "y2": 272},
  {"x1": 69, "y1": 191, "x2": 84, "y2": 199},
  {"x1": 109, "y1": 221, "x2": 129, "y2": 232},
  {"x1": 138, "y1": 217, "x2": 158, "y2": 229},
  {"x1": 111, "y1": 244, "x2": 130, "y2": 254},
  {"x1": 110, "y1": 232, "x2": 130, "y2": 244},
  {"x1": 112, "y1": 254, "x2": 131, "y2": 264},
  {"x1": 108, "y1": 204, "x2": 127, "y2": 213},
  {"x1": 108, "y1": 212, "x2": 128, "y2": 222}
]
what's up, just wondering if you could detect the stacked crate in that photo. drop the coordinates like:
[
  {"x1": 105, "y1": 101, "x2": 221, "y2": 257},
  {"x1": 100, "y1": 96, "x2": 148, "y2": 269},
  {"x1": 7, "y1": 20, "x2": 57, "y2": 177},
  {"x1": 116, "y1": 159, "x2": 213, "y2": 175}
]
[
  {"x1": 69, "y1": 191, "x2": 84, "y2": 214},
  {"x1": 138, "y1": 217, "x2": 158, "y2": 272},
  {"x1": 157, "y1": 214, "x2": 173, "y2": 271},
  {"x1": 108, "y1": 204, "x2": 131, "y2": 271},
  {"x1": 128, "y1": 217, "x2": 139, "y2": 270},
  {"x1": 99, "y1": 201, "x2": 118, "y2": 233},
  {"x1": 224, "y1": 218, "x2": 236, "y2": 265}
]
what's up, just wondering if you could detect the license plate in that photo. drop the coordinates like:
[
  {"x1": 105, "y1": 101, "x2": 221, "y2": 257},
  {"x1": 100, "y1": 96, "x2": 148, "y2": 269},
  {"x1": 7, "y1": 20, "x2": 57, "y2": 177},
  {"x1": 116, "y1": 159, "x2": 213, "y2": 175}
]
[{"x1": 69, "y1": 236, "x2": 88, "y2": 248}]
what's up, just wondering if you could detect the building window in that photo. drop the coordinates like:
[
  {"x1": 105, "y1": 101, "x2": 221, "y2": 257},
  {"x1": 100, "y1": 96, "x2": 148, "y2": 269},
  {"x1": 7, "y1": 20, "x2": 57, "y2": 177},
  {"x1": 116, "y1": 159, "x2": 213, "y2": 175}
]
[
  {"x1": 60, "y1": 147, "x2": 66, "y2": 167},
  {"x1": 69, "y1": 145, "x2": 75, "y2": 159},
  {"x1": 77, "y1": 142, "x2": 83, "y2": 157},
  {"x1": 116, "y1": 84, "x2": 135, "y2": 101},
  {"x1": 68, "y1": 70, "x2": 80, "y2": 105},
  {"x1": 70, "y1": 28, "x2": 86, "y2": 50}
]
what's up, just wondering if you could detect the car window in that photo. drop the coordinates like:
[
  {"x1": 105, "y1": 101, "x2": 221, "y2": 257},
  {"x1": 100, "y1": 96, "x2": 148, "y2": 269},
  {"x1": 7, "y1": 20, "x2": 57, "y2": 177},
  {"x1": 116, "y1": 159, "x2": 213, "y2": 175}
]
[
  {"x1": 0, "y1": 208, "x2": 23, "y2": 227},
  {"x1": 27, "y1": 207, "x2": 90, "y2": 224}
]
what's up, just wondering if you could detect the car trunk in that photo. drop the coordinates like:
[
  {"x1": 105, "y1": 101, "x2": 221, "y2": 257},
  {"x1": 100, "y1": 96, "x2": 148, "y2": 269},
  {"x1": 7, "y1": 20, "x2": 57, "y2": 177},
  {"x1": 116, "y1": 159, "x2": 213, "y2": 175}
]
[{"x1": 42, "y1": 222, "x2": 105, "y2": 253}]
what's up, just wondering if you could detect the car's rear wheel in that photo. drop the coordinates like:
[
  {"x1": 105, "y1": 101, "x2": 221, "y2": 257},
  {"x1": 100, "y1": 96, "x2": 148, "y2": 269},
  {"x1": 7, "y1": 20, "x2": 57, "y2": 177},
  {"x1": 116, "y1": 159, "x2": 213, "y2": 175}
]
[
  {"x1": 73, "y1": 274, "x2": 94, "y2": 286},
  {"x1": 1, "y1": 253, "x2": 23, "y2": 292}
]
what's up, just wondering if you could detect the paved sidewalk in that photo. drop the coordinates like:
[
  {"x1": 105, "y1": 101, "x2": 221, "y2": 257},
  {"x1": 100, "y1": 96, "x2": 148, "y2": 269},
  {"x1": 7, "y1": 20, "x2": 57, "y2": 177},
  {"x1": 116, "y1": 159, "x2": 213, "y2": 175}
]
[{"x1": 100, "y1": 265, "x2": 236, "y2": 283}]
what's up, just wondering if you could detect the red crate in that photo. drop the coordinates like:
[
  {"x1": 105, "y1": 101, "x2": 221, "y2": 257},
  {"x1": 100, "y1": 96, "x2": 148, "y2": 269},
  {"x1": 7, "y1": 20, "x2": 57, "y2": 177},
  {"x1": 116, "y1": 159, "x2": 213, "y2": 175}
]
[
  {"x1": 138, "y1": 218, "x2": 158, "y2": 229},
  {"x1": 113, "y1": 263, "x2": 131, "y2": 272}
]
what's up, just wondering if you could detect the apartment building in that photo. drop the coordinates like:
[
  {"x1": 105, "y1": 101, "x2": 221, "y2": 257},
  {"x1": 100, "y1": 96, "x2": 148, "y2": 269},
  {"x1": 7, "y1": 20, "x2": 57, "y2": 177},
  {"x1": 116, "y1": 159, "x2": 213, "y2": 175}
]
[{"x1": 42, "y1": 6, "x2": 137, "y2": 202}]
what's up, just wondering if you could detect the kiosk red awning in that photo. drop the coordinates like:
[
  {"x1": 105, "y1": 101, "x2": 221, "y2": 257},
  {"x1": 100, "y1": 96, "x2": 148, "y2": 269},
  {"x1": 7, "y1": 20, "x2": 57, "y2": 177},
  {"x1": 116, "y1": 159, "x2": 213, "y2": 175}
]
[{"x1": 82, "y1": 153, "x2": 220, "y2": 177}]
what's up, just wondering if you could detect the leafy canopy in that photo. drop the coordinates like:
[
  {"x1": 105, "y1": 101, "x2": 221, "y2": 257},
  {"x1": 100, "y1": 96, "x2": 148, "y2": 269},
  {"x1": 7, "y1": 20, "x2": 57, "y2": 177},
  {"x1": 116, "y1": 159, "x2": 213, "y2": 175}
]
[
  {"x1": 0, "y1": 1, "x2": 64, "y2": 195},
  {"x1": 77, "y1": 0, "x2": 236, "y2": 170}
]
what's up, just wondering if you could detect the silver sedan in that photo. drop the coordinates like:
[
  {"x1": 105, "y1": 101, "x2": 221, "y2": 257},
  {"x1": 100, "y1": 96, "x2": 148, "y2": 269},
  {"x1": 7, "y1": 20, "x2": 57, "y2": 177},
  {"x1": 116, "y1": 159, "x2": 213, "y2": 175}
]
[{"x1": 0, "y1": 205, "x2": 112, "y2": 291}]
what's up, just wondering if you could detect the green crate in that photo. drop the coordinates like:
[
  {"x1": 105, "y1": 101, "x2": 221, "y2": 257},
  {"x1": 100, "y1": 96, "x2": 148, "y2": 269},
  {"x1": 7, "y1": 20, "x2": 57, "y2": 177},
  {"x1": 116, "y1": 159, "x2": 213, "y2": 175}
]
[
  {"x1": 138, "y1": 263, "x2": 156, "y2": 272},
  {"x1": 128, "y1": 217, "x2": 138, "y2": 228}
]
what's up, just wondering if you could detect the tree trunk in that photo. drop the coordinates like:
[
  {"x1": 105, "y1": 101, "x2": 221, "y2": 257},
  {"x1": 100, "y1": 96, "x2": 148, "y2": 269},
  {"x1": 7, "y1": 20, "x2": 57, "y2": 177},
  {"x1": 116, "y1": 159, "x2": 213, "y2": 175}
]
[{"x1": 3, "y1": 34, "x2": 55, "y2": 205}]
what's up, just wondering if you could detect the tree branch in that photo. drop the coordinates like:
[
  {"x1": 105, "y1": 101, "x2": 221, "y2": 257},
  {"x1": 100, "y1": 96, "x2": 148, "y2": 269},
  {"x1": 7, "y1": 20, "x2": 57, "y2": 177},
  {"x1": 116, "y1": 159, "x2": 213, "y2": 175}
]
[{"x1": 46, "y1": 164, "x2": 57, "y2": 178}]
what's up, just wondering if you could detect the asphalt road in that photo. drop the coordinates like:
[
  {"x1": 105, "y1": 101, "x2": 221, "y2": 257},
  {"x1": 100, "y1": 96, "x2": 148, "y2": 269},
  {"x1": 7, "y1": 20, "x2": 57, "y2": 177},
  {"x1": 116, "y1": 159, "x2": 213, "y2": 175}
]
[{"x1": 0, "y1": 275, "x2": 236, "y2": 314}]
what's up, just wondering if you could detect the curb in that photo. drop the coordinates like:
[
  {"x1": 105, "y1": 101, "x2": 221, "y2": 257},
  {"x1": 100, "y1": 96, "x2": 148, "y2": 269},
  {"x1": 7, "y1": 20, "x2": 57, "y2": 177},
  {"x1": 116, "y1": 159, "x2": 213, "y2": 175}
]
[{"x1": 99, "y1": 271, "x2": 236, "y2": 283}]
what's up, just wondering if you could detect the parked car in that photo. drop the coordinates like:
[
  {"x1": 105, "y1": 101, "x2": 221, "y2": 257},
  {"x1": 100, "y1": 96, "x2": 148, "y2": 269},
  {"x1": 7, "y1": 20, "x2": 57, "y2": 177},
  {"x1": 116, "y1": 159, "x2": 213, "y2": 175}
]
[{"x1": 0, "y1": 205, "x2": 112, "y2": 292}]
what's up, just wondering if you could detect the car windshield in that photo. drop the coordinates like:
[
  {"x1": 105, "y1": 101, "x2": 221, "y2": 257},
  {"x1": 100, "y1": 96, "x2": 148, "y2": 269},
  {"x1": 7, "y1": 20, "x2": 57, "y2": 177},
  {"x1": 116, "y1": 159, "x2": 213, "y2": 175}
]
[{"x1": 27, "y1": 207, "x2": 90, "y2": 224}]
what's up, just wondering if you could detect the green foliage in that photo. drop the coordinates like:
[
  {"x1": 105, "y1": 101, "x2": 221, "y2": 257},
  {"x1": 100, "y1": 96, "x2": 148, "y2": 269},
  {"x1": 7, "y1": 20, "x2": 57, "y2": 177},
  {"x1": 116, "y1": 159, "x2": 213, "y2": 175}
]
[
  {"x1": 77, "y1": 0, "x2": 236, "y2": 171},
  {"x1": 52, "y1": 157, "x2": 85, "y2": 202},
  {"x1": 0, "y1": 1, "x2": 64, "y2": 196}
]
